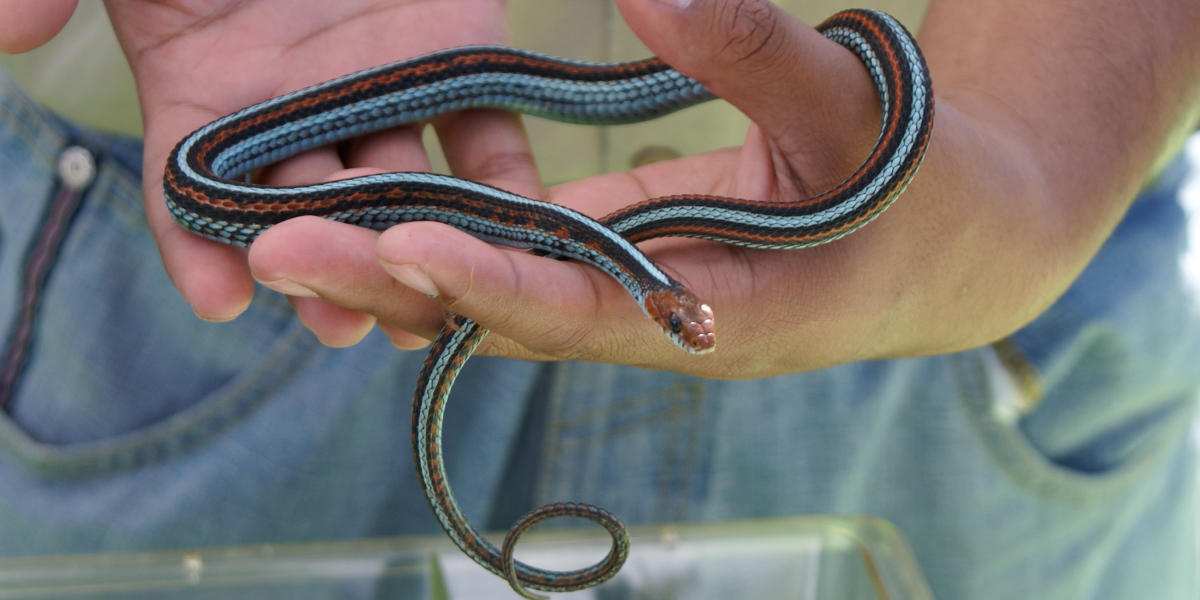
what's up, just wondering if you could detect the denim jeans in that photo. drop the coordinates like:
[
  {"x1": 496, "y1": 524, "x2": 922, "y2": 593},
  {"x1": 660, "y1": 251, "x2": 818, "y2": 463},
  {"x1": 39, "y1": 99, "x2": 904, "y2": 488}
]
[{"x1": 1, "y1": 69, "x2": 1197, "y2": 599}]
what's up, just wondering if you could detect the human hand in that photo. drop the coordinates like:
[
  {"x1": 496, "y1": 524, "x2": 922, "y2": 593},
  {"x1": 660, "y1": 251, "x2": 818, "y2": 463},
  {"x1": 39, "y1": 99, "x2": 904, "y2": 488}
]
[
  {"x1": 99, "y1": 0, "x2": 537, "y2": 347},
  {"x1": 223, "y1": 0, "x2": 1200, "y2": 378},
  {"x1": 249, "y1": 0, "x2": 945, "y2": 376}
]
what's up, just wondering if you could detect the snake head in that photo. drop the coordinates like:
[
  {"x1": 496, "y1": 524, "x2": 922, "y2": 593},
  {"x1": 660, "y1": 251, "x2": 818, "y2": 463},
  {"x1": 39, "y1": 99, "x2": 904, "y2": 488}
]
[{"x1": 643, "y1": 289, "x2": 715, "y2": 354}]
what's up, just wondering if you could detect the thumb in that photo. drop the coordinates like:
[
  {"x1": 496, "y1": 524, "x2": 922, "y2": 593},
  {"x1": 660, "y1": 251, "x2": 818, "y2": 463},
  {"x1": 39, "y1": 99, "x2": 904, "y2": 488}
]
[
  {"x1": 615, "y1": 0, "x2": 882, "y2": 177},
  {"x1": 376, "y1": 222, "x2": 666, "y2": 361}
]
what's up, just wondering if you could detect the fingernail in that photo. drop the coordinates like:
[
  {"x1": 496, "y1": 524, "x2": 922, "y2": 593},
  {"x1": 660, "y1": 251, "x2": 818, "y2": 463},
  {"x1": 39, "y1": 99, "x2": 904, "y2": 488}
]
[
  {"x1": 258, "y1": 278, "x2": 319, "y2": 298},
  {"x1": 649, "y1": 0, "x2": 693, "y2": 7},
  {"x1": 383, "y1": 263, "x2": 440, "y2": 298},
  {"x1": 192, "y1": 308, "x2": 240, "y2": 323}
]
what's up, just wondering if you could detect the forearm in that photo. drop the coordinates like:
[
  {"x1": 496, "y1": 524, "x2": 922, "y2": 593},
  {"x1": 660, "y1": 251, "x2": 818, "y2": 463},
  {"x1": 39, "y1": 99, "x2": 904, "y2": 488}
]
[
  {"x1": 869, "y1": 0, "x2": 1200, "y2": 358},
  {"x1": 924, "y1": 0, "x2": 1200, "y2": 285},
  {"x1": 922, "y1": 0, "x2": 1200, "y2": 193}
]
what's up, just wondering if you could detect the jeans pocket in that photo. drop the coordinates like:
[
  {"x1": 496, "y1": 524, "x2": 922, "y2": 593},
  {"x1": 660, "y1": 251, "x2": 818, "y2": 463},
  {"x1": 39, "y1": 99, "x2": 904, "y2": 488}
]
[
  {"x1": 0, "y1": 132, "x2": 321, "y2": 478},
  {"x1": 952, "y1": 338, "x2": 1196, "y2": 506}
]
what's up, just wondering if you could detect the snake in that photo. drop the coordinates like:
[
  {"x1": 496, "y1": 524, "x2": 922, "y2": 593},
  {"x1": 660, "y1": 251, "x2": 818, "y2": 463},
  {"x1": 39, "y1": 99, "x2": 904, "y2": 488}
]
[{"x1": 163, "y1": 8, "x2": 933, "y2": 599}]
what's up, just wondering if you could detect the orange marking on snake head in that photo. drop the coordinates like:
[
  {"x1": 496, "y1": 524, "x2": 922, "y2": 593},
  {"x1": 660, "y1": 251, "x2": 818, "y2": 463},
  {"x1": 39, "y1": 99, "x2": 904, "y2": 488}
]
[{"x1": 643, "y1": 289, "x2": 715, "y2": 354}]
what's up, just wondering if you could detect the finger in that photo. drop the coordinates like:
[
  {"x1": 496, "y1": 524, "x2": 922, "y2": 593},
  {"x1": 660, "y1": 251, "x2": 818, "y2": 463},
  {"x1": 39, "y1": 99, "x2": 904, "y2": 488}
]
[
  {"x1": 614, "y1": 0, "x2": 882, "y2": 183},
  {"x1": 141, "y1": 110, "x2": 257, "y2": 322},
  {"x1": 0, "y1": 0, "x2": 77, "y2": 52},
  {"x1": 258, "y1": 147, "x2": 344, "y2": 186},
  {"x1": 142, "y1": 108, "x2": 346, "y2": 321},
  {"x1": 288, "y1": 295, "x2": 377, "y2": 348},
  {"x1": 376, "y1": 321, "x2": 436, "y2": 351},
  {"x1": 255, "y1": 154, "x2": 400, "y2": 343},
  {"x1": 248, "y1": 214, "x2": 446, "y2": 342},
  {"x1": 434, "y1": 110, "x2": 542, "y2": 199},
  {"x1": 339, "y1": 124, "x2": 432, "y2": 173},
  {"x1": 375, "y1": 222, "x2": 672, "y2": 363},
  {"x1": 547, "y1": 150, "x2": 740, "y2": 218}
]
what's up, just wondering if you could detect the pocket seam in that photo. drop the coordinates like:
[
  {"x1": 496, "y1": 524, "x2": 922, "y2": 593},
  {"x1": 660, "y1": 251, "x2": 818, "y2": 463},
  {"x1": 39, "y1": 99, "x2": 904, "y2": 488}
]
[
  {"x1": 0, "y1": 320, "x2": 321, "y2": 479},
  {"x1": 951, "y1": 347, "x2": 1195, "y2": 505}
]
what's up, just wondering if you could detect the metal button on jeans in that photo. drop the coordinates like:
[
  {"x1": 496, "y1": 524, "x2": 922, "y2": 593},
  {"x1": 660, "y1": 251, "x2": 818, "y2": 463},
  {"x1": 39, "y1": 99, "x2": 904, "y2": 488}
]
[{"x1": 58, "y1": 145, "x2": 96, "y2": 190}]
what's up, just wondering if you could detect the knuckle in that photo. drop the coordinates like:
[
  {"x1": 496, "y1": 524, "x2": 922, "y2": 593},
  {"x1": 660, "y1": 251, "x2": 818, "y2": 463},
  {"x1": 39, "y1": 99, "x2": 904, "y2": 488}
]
[
  {"x1": 526, "y1": 276, "x2": 606, "y2": 359},
  {"x1": 522, "y1": 270, "x2": 634, "y2": 361},
  {"x1": 536, "y1": 320, "x2": 596, "y2": 359},
  {"x1": 710, "y1": 0, "x2": 782, "y2": 68},
  {"x1": 466, "y1": 149, "x2": 537, "y2": 187}
]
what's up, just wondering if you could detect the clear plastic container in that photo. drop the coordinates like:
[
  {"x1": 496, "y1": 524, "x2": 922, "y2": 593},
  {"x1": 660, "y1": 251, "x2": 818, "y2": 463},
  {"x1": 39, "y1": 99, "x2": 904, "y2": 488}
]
[{"x1": 0, "y1": 515, "x2": 933, "y2": 599}]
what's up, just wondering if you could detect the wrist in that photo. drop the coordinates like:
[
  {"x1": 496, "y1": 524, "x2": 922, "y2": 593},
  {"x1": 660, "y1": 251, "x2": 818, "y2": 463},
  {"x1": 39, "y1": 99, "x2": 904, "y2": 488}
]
[{"x1": 852, "y1": 99, "x2": 1066, "y2": 361}]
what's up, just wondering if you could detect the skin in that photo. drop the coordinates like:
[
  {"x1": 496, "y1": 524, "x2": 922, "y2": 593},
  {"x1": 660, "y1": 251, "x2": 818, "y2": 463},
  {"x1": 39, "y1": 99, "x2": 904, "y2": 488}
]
[
  {"x1": 5, "y1": 0, "x2": 1199, "y2": 380},
  {"x1": 0, "y1": 0, "x2": 77, "y2": 52},
  {"x1": 103, "y1": 0, "x2": 543, "y2": 349}
]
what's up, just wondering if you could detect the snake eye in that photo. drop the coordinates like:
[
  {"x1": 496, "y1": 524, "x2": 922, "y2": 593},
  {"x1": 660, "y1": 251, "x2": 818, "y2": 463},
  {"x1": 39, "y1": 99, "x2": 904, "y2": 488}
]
[{"x1": 668, "y1": 313, "x2": 683, "y2": 335}]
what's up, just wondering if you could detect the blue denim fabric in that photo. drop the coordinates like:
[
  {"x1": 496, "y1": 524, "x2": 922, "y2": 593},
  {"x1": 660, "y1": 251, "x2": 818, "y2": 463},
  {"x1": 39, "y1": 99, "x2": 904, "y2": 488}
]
[{"x1": 1, "y1": 67, "x2": 1197, "y2": 599}]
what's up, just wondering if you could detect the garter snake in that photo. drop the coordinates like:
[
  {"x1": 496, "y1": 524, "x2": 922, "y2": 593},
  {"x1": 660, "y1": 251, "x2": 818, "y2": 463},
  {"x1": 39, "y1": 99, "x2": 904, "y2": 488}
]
[{"x1": 164, "y1": 8, "x2": 933, "y2": 598}]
